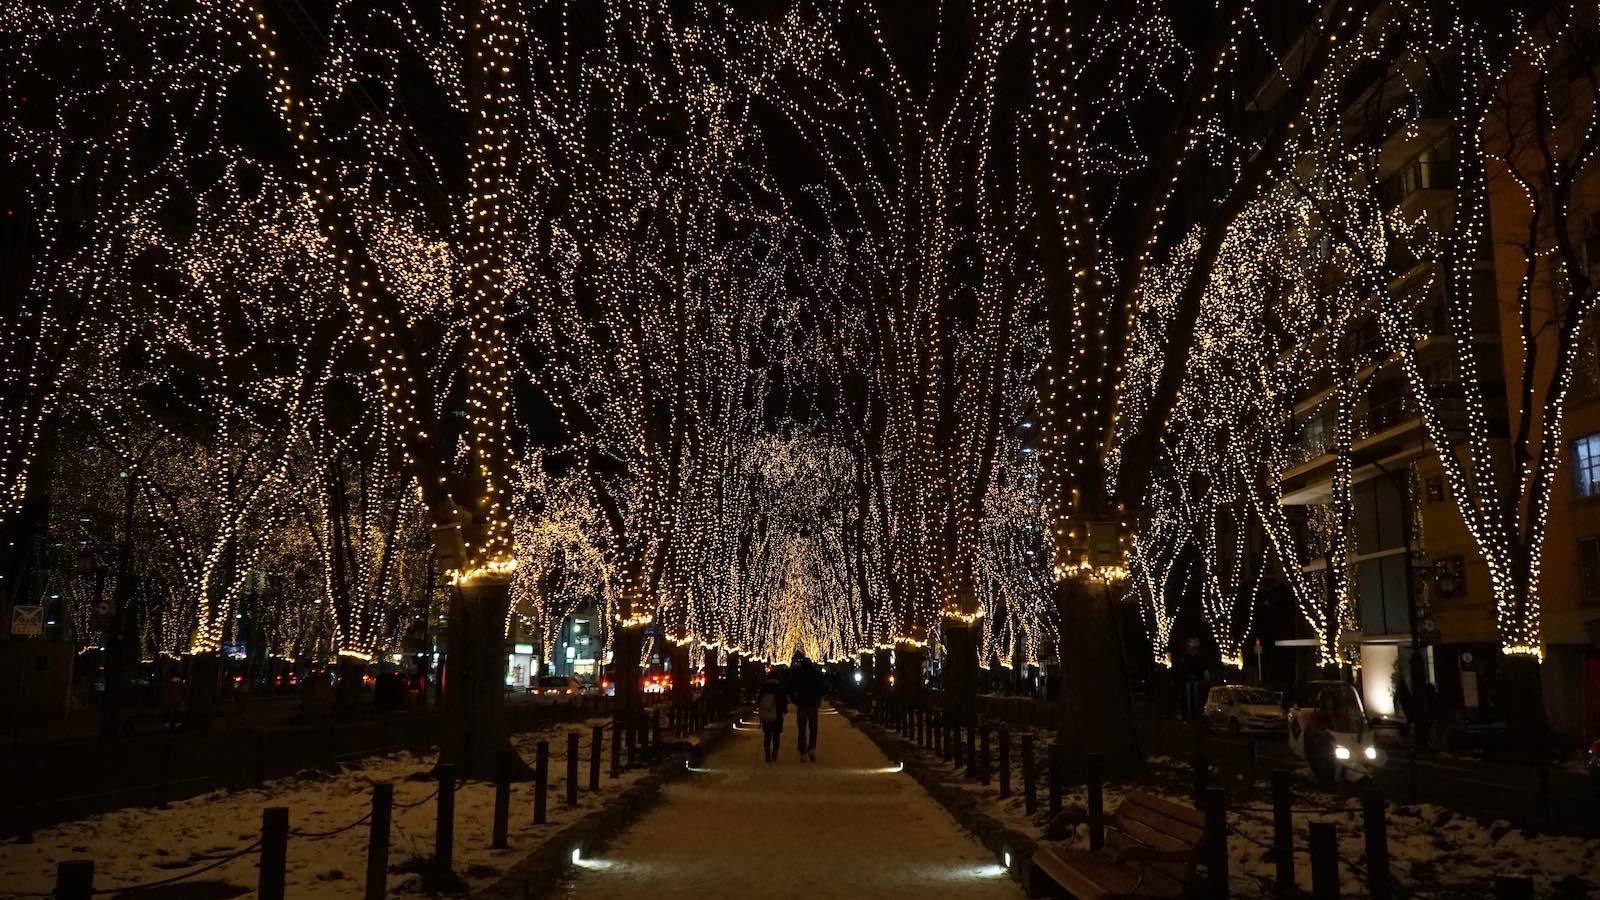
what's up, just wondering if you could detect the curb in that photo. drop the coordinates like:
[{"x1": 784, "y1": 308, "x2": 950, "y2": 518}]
[
  {"x1": 839, "y1": 706, "x2": 1046, "y2": 898},
  {"x1": 471, "y1": 711, "x2": 741, "y2": 900}
]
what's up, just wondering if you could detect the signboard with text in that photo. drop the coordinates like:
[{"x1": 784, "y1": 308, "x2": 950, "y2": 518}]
[{"x1": 10, "y1": 605, "x2": 43, "y2": 636}]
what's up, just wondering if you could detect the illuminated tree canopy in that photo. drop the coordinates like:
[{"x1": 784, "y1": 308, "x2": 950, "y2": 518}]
[{"x1": 5, "y1": 0, "x2": 1596, "y2": 759}]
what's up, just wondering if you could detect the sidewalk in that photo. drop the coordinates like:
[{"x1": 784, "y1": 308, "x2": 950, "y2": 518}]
[{"x1": 556, "y1": 705, "x2": 1022, "y2": 899}]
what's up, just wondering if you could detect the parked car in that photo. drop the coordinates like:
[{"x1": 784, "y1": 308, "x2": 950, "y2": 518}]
[
  {"x1": 1288, "y1": 680, "x2": 1377, "y2": 783},
  {"x1": 643, "y1": 672, "x2": 672, "y2": 694},
  {"x1": 1203, "y1": 685, "x2": 1286, "y2": 735},
  {"x1": 531, "y1": 675, "x2": 582, "y2": 703}
]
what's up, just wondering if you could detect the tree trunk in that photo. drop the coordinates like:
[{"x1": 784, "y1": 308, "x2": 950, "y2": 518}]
[
  {"x1": 335, "y1": 654, "x2": 367, "y2": 715},
  {"x1": 701, "y1": 645, "x2": 720, "y2": 700},
  {"x1": 1055, "y1": 578, "x2": 1143, "y2": 774},
  {"x1": 874, "y1": 648, "x2": 892, "y2": 696},
  {"x1": 441, "y1": 579, "x2": 523, "y2": 779},
  {"x1": 893, "y1": 644, "x2": 925, "y2": 703},
  {"x1": 725, "y1": 651, "x2": 742, "y2": 703},
  {"x1": 612, "y1": 622, "x2": 645, "y2": 722},
  {"x1": 1150, "y1": 664, "x2": 1172, "y2": 718},
  {"x1": 942, "y1": 622, "x2": 979, "y2": 727},
  {"x1": 1500, "y1": 652, "x2": 1548, "y2": 747},
  {"x1": 185, "y1": 652, "x2": 220, "y2": 729},
  {"x1": 669, "y1": 641, "x2": 692, "y2": 703}
]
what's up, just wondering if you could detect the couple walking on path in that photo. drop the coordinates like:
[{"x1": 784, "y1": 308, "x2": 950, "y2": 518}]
[{"x1": 757, "y1": 653, "x2": 828, "y2": 762}]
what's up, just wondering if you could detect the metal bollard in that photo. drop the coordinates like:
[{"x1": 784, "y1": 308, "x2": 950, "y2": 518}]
[
  {"x1": 55, "y1": 860, "x2": 94, "y2": 900},
  {"x1": 1494, "y1": 875, "x2": 1535, "y2": 899},
  {"x1": 998, "y1": 728, "x2": 1011, "y2": 799},
  {"x1": 259, "y1": 807, "x2": 289, "y2": 900},
  {"x1": 1271, "y1": 769, "x2": 1294, "y2": 896},
  {"x1": 1086, "y1": 752, "x2": 1104, "y2": 851},
  {"x1": 1537, "y1": 767, "x2": 1553, "y2": 830},
  {"x1": 534, "y1": 741, "x2": 549, "y2": 825},
  {"x1": 492, "y1": 752, "x2": 511, "y2": 849},
  {"x1": 567, "y1": 732, "x2": 580, "y2": 807},
  {"x1": 17, "y1": 753, "x2": 36, "y2": 844},
  {"x1": 365, "y1": 783, "x2": 393, "y2": 900},
  {"x1": 611, "y1": 719, "x2": 622, "y2": 778},
  {"x1": 1022, "y1": 733, "x2": 1037, "y2": 815},
  {"x1": 980, "y1": 725, "x2": 991, "y2": 786},
  {"x1": 1309, "y1": 821, "x2": 1338, "y2": 900},
  {"x1": 1203, "y1": 787, "x2": 1229, "y2": 900},
  {"x1": 157, "y1": 741, "x2": 172, "y2": 809},
  {"x1": 1193, "y1": 750, "x2": 1209, "y2": 805},
  {"x1": 434, "y1": 764, "x2": 455, "y2": 876},
  {"x1": 966, "y1": 720, "x2": 977, "y2": 777},
  {"x1": 590, "y1": 725, "x2": 603, "y2": 791},
  {"x1": 1047, "y1": 744, "x2": 1063, "y2": 816},
  {"x1": 1362, "y1": 788, "x2": 1391, "y2": 900}
]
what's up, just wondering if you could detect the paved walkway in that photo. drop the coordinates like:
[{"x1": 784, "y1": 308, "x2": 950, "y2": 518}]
[{"x1": 558, "y1": 704, "x2": 1022, "y2": 899}]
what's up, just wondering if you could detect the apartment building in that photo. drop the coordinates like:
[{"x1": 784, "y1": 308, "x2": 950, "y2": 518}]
[{"x1": 1269, "y1": 22, "x2": 1600, "y2": 746}]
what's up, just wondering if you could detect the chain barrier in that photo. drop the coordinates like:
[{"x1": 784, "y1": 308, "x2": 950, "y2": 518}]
[
  {"x1": 92, "y1": 840, "x2": 262, "y2": 895},
  {"x1": 393, "y1": 787, "x2": 440, "y2": 810},
  {"x1": 1225, "y1": 819, "x2": 1374, "y2": 886},
  {"x1": 290, "y1": 811, "x2": 373, "y2": 840},
  {"x1": 12, "y1": 839, "x2": 264, "y2": 897}
]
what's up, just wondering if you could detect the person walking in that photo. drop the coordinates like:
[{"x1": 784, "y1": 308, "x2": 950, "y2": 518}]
[
  {"x1": 756, "y1": 669, "x2": 789, "y2": 763},
  {"x1": 790, "y1": 653, "x2": 826, "y2": 761}
]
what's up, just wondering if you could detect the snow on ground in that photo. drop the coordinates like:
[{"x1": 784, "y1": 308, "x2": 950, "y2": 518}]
[
  {"x1": 555, "y1": 705, "x2": 1022, "y2": 900},
  {"x1": 0, "y1": 719, "x2": 646, "y2": 898},
  {"x1": 880, "y1": 724, "x2": 1600, "y2": 899}
]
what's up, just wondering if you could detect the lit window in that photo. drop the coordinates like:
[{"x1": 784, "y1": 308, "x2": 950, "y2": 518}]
[{"x1": 1576, "y1": 434, "x2": 1600, "y2": 497}]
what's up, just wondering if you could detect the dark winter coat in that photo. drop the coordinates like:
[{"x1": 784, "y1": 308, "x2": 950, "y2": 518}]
[
  {"x1": 757, "y1": 678, "x2": 788, "y2": 722},
  {"x1": 789, "y1": 661, "x2": 827, "y2": 707}
]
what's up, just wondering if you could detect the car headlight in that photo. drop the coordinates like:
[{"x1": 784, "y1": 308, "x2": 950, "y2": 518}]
[
  {"x1": 1334, "y1": 745, "x2": 1351, "y2": 761},
  {"x1": 1363, "y1": 746, "x2": 1378, "y2": 761}
]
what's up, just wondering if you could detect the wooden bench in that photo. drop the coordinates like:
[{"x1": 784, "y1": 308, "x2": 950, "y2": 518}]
[{"x1": 1030, "y1": 790, "x2": 1207, "y2": 899}]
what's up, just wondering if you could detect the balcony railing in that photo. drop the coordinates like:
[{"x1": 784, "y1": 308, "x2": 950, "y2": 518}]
[
  {"x1": 1363, "y1": 395, "x2": 1416, "y2": 434},
  {"x1": 1378, "y1": 158, "x2": 1454, "y2": 208},
  {"x1": 1393, "y1": 91, "x2": 1449, "y2": 123}
]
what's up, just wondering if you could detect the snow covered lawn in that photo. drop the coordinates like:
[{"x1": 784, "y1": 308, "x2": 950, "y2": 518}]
[
  {"x1": 869, "y1": 719, "x2": 1600, "y2": 898},
  {"x1": 0, "y1": 719, "x2": 648, "y2": 898}
]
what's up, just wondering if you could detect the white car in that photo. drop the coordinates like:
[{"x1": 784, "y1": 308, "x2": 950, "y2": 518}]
[
  {"x1": 1203, "y1": 685, "x2": 1286, "y2": 735},
  {"x1": 530, "y1": 675, "x2": 582, "y2": 703},
  {"x1": 1288, "y1": 680, "x2": 1378, "y2": 783}
]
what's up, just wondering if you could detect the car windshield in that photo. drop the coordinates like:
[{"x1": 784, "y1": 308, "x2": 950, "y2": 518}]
[
  {"x1": 1314, "y1": 684, "x2": 1365, "y2": 731},
  {"x1": 1233, "y1": 689, "x2": 1278, "y2": 706},
  {"x1": 538, "y1": 676, "x2": 570, "y2": 688}
]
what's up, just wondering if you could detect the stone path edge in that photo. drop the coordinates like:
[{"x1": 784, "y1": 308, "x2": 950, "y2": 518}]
[
  {"x1": 471, "y1": 711, "x2": 741, "y2": 900},
  {"x1": 839, "y1": 705, "x2": 1046, "y2": 899}
]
